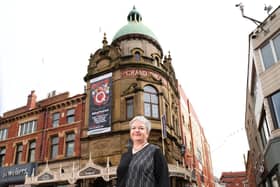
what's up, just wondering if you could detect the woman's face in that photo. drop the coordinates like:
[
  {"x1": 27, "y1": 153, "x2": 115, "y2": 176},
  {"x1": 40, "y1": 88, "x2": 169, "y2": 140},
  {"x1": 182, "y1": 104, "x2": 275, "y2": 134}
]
[{"x1": 130, "y1": 120, "x2": 149, "y2": 143}]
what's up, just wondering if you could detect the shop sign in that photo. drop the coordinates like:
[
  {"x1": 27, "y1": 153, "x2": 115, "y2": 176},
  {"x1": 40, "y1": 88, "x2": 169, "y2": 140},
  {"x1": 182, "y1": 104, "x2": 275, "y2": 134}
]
[
  {"x1": 79, "y1": 167, "x2": 100, "y2": 176},
  {"x1": 0, "y1": 163, "x2": 36, "y2": 185},
  {"x1": 38, "y1": 172, "x2": 54, "y2": 181}
]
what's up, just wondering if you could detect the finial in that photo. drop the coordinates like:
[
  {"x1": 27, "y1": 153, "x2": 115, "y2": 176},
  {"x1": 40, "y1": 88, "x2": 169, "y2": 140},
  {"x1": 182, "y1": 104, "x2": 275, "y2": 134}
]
[
  {"x1": 168, "y1": 51, "x2": 172, "y2": 60},
  {"x1": 102, "y1": 32, "x2": 108, "y2": 47}
]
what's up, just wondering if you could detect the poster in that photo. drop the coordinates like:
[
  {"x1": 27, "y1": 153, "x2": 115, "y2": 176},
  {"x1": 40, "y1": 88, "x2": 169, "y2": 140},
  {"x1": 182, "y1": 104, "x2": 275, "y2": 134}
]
[{"x1": 88, "y1": 72, "x2": 112, "y2": 135}]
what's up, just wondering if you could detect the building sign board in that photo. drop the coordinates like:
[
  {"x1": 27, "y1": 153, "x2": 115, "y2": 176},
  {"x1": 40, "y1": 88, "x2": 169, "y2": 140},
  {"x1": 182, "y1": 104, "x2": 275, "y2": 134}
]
[
  {"x1": 0, "y1": 163, "x2": 36, "y2": 185},
  {"x1": 79, "y1": 167, "x2": 101, "y2": 176},
  {"x1": 121, "y1": 69, "x2": 167, "y2": 85},
  {"x1": 37, "y1": 172, "x2": 54, "y2": 181}
]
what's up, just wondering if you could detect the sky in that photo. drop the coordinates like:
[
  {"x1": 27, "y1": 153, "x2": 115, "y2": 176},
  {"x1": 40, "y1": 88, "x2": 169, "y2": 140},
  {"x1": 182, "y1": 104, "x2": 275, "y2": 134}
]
[{"x1": 0, "y1": 0, "x2": 279, "y2": 177}]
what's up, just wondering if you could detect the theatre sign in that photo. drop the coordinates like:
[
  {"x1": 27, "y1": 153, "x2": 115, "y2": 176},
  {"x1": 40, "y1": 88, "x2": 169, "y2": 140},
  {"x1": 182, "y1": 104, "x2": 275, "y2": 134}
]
[{"x1": 121, "y1": 68, "x2": 168, "y2": 86}]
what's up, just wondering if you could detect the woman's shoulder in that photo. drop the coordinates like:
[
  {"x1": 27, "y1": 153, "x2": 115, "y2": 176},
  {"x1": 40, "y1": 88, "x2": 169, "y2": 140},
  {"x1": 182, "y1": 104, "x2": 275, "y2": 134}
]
[{"x1": 148, "y1": 143, "x2": 161, "y2": 151}]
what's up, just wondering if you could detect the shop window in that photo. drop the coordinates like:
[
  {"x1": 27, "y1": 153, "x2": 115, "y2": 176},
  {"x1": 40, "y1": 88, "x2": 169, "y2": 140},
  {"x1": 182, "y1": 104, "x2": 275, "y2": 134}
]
[
  {"x1": 65, "y1": 133, "x2": 75, "y2": 157},
  {"x1": 50, "y1": 136, "x2": 59, "y2": 159},
  {"x1": 15, "y1": 143, "x2": 23, "y2": 164},
  {"x1": 28, "y1": 140, "x2": 36, "y2": 162},
  {"x1": 67, "y1": 109, "x2": 75, "y2": 124},
  {"x1": 52, "y1": 112, "x2": 60, "y2": 127},
  {"x1": 0, "y1": 147, "x2": 5, "y2": 167},
  {"x1": 144, "y1": 85, "x2": 159, "y2": 118},
  {"x1": 126, "y1": 97, "x2": 134, "y2": 119}
]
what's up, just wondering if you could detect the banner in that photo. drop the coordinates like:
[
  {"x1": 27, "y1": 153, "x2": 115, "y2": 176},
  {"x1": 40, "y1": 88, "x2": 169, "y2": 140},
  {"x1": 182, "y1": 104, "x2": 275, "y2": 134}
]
[
  {"x1": 88, "y1": 72, "x2": 112, "y2": 135},
  {"x1": 161, "y1": 114, "x2": 167, "y2": 139}
]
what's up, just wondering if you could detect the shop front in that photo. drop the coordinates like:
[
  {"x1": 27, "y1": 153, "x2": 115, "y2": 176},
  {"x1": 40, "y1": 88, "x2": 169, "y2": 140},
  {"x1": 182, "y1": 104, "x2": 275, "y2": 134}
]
[{"x1": 0, "y1": 163, "x2": 37, "y2": 187}]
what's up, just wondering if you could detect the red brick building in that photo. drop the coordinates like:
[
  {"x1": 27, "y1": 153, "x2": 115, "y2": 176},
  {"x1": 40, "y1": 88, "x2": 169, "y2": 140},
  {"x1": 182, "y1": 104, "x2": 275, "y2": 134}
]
[
  {"x1": 179, "y1": 85, "x2": 214, "y2": 187},
  {"x1": 245, "y1": 151, "x2": 256, "y2": 187},
  {"x1": 0, "y1": 90, "x2": 85, "y2": 186},
  {"x1": 220, "y1": 171, "x2": 247, "y2": 187}
]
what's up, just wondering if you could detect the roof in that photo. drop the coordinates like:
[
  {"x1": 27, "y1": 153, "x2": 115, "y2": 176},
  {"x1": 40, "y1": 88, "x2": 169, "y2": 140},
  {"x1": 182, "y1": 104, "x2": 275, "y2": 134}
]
[{"x1": 112, "y1": 6, "x2": 158, "y2": 42}]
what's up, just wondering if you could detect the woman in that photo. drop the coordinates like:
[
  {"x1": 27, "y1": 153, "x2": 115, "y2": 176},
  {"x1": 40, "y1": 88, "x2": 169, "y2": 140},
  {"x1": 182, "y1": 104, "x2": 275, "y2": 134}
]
[{"x1": 116, "y1": 116, "x2": 170, "y2": 187}]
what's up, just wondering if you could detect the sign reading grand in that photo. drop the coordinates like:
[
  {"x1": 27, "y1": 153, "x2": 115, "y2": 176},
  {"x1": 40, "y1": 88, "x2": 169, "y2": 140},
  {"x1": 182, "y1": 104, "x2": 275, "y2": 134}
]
[
  {"x1": 88, "y1": 72, "x2": 113, "y2": 135},
  {"x1": 121, "y1": 69, "x2": 167, "y2": 85}
]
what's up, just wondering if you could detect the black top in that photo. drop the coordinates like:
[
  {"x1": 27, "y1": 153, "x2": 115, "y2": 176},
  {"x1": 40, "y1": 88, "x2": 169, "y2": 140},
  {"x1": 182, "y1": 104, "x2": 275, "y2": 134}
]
[{"x1": 116, "y1": 144, "x2": 170, "y2": 187}]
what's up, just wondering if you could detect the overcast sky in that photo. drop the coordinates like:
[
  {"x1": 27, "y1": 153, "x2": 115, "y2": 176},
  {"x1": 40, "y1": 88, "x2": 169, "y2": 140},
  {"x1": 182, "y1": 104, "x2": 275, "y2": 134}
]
[{"x1": 0, "y1": 0, "x2": 278, "y2": 177}]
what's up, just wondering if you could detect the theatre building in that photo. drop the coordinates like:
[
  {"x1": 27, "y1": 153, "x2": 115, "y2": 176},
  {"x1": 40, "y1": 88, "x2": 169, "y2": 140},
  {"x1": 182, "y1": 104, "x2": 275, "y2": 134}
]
[{"x1": 0, "y1": 7, "x2": 202, "y2": 187}]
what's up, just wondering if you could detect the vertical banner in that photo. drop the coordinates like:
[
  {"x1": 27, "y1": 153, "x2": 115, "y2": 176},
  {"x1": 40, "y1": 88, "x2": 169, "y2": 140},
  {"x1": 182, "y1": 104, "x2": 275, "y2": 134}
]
[
  {"x1": 161, "y1": 114, "x2": 167, "y2": 139},
  {"x1": 88, "y1": 72, "x2": 112, "y2": 135}
]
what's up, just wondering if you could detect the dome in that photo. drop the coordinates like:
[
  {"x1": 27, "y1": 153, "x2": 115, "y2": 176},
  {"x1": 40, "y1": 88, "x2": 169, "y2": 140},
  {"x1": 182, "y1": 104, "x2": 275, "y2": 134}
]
[{"x1": 112, "y1": 6, "x2": 158, "y2": 42}]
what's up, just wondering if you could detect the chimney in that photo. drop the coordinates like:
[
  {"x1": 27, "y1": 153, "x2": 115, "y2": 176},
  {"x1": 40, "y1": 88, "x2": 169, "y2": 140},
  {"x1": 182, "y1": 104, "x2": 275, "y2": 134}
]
[{"x1": 27, "y1": 90, "x2": 37, "y2": 110}]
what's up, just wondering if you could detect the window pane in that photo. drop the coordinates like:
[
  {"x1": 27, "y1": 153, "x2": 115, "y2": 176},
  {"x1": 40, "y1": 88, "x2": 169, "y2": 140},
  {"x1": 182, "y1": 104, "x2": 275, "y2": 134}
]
[
  {"x1": 51, "y1": 145, "x2": 58, "y2": 159},
  {"x1": 271, "y1": 91, "x2": 280, "y2": 128},
  {"x1": 0, "y1": 129, "x2": 6, "y2": 140},
  {"x1": 151, "y1": 94, "x2": 158, "y2": 104},
  {"x1": 126, "y1": 98, "x2": 133, "y2": 119},
  {"x1": 260, "y1": 114, "x2": 269, "y2": 148},
  {"x1": 15, "y1": 144, "x2": 23, "y2": 164},
  {"x1": 144, "y1": 93, "x2": 150, "y2": 102},
  {"x1": 51, "y1": 136, "x2": 58, "y2": 159},
  {"x1": 52, "y1": 136, "x2": 59, "y2": 144},
  {"x1": 67, "y1": 109, "x2": 75, "y2": 116},
  {"x1": 67, "y1": 109, "x2": 75, "y2": 123},
  {"x1": 52, "y1": 113, "x2": 60, "y2": 127},
  {"x1": 66, "y1": 133, "x2": 75, "y2": 141},
  {"x1": 0, "y1": 147, "x2": 5, "y2": 167},
  {"x1": 19, "y1": 124, "x2": 24, "y2": 136},
  {"x1": 24, "y1": 123, "x2": 28, "y2": 134},
  {"x1": 261, "y1": 43, "x2": 275, "y2": 69},
  {"x1": 66, "y1": 142, "x2": 74, "y2": 157},
  {"x1": 28, "y1": 141, "x2": 36, "y2": 162},
  {"x1": 144, "y1": 103, "x2": 151, "y2": 117},
  {"x1": 135, "y1": 52, "x2": 140, "y2": 61},
  {"x1": 152, "y1": 104, "x2": 159, "y2": 118},
  {"x1": 66, "y1": 133, "x2": 75, "y2": 157},
  {"x1": 273, "y1": 34, "x2": 280, "y2": 61},
  {"x1": 144, "y1": 86, "x2": 157, "y2": 93}
]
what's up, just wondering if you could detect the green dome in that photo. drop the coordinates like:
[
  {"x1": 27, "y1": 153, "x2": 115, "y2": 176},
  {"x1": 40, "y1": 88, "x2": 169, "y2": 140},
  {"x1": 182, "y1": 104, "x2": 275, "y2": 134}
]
[{"x1": 112, "y1": 6, "x2": 158, "y2": 42}]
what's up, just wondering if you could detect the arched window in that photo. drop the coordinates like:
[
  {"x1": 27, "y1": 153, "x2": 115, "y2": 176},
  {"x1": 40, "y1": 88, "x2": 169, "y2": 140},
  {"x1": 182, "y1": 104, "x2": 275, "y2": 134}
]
[{"x1": 144, "y1": 85, "x2": 159, "y2": 118}]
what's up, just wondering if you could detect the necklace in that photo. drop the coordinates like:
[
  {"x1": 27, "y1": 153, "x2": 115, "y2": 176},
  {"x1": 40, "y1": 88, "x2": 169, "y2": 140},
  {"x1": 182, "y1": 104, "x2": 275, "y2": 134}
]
[{"x1": 132, "y1": 142, "x2": 149, "y2": 154}]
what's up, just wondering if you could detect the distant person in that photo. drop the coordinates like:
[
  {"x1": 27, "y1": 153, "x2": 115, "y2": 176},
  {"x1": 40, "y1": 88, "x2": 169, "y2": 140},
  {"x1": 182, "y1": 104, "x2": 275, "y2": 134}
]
[{"x1": 116, "y1": 115, "x2": 170, "y2": 187}]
